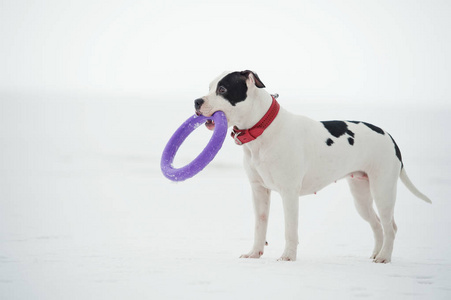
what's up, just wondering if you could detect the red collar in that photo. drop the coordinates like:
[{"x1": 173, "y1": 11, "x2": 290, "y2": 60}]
[{"x1": 231, "y1": 96, "x2": 280, "y2": 145}]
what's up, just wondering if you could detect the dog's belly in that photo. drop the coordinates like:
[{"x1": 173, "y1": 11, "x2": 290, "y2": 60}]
[
  {"x1": 299, "y1": 147, "x2": 371, "y2": 195},
  {"x1": 300, "y1": 170, "x2": 353, "y2": 196},
  {"x1": 251, "y1": 161, "x2": 360, "y2": 196}
]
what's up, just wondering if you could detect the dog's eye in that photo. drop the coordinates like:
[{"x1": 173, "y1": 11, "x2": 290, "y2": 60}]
[{"x1": 218, "y1": 86, "x2": 227, "y2": 95}]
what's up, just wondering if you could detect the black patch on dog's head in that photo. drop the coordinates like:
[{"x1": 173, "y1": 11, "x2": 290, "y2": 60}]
[
  {"x1": 326, "y1": 138, "x2": 334, "y2": 146},
  {"x1": 216, "y1": 72, "x2": 248, "y2": 106},
  {"x1": 216, "y1": 70, "x2": 265, "y2": 106}
]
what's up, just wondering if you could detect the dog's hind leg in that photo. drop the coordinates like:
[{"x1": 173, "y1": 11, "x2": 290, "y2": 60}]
[
  {"x1": 240, "y1": 183, "x2": 271, "y2": 259},
  {"x1": 369, "y1": 170, "x2": 399, "y2": 264},
  {"x1": 347, "y1": 175, "x2": 384, "y2": 259}
]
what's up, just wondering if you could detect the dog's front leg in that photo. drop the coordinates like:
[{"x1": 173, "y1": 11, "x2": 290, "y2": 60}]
[
  {"x1": 240, "y1": 183, "x2": 271, "y2": 259},
  {"x1": 278, "y1": 192, "x2": 299, "y2": 261}
]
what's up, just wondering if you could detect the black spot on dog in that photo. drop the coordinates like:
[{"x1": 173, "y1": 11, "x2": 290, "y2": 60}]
[
  {"x1": 388, "y1": 133, "x2": 403, "y2": 167},
  {"x1": 321, "y1": 121, "x2": 348, "y2": 138},
  {"x1": 363, "y1": 122, "x2": 384, "y2": 135},
  {"x1": 349, "y1": 121, "x2": 385, "y2": 135},
  {"x1": 321, "y1": 121, "x2": 356, "y2": 146},
  {"x1": 216, "y1": 72, "x2": 249, "y2": 106}
]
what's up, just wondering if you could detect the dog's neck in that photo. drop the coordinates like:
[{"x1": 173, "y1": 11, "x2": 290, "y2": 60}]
[{"x1": 232, "y1": 89, "x2": 273, "y2": 130}]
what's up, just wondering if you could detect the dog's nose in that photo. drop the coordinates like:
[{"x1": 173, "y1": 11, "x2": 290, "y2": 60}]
[{"x1": 194, "y1": 98, "x2": 204, "y2": 111}]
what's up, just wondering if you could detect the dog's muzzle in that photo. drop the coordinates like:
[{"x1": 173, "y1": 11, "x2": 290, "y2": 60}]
[
  {"x1": 194, "y1": 98, "x2": 215, "y2": 130},
  {"x1": 194, "y1": 98, "x2": 204, "y2": 113}
]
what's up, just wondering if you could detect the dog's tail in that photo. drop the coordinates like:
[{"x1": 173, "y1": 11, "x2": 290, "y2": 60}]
[{"x1": 399, "y1": 168, "x2": 432, "y2": 203}]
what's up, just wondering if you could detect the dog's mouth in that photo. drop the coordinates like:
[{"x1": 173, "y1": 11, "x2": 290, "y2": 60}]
[
  {"x1": 196, "y1": 111, "x2": 215, "y2": 131},
  {"x1": 205, "y1": 120, "x2": 215, "y2": 130},
  {"x1": 205, "y1": 119, "x2": 215, "y2": 130}
]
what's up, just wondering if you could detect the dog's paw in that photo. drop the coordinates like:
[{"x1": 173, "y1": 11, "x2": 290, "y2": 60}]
[
  {"x1": 240, "y1": 250, "x2": 263, "y2": 259},
  {"x1": 373, "y1": 255, "x2": 391, "y2": 264},
  {"x1": 277, "y1": 256, "x2": 295, "y2": 261},
  {"x1": 278, "y1": 249, "x2": 297, "y2": 261}
]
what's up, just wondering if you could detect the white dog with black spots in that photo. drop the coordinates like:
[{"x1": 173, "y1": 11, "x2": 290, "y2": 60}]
[{"x1": 194, "y1": 70, "x2": 431, "y2": 263}]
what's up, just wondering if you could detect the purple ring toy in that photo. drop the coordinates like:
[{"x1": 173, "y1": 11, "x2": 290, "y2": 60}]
[{"x1": 161, "y1": 111, "x2": 228, "y2": 181}]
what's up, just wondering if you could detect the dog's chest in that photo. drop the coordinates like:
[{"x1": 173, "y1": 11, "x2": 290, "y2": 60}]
[
  {"x1": 249, "y1": 160, "x2": 279, "y2": 191},
  {"x1": 244, "y1": 144, "x2": 297, "y2": 192}
]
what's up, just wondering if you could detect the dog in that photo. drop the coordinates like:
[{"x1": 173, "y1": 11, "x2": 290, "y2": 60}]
[{"x1": 194, "y1": 70, "x2": 431, "y2": 263}]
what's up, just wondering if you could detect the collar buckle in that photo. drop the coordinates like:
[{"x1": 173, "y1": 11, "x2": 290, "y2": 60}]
[{"x1": 232, "y1": 129, "x2": 243, "y2": 145}]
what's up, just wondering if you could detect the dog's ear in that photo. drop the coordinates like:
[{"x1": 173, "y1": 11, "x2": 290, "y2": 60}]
[{"x1": 240, "y1": 70, "x2": 266, "y2": 89}]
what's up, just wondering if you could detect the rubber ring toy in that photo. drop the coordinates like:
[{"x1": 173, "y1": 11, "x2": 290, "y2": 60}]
[{"x1": 161, "y1": 111, "x2": 228, "y2": 181}]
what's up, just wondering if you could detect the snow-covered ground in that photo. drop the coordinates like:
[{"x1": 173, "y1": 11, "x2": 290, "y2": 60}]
[{"x1": 1, "y1": 91, "x2": 450, "y2": 299}]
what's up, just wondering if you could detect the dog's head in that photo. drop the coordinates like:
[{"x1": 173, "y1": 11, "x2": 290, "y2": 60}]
[{"x1": 194, "y1": 70, "x2": 266, "y2": 129}]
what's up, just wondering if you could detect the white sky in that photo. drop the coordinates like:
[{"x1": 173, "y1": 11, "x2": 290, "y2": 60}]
[{"x1": 1, "y1": 0, "x2": 450, "y2": 107}]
